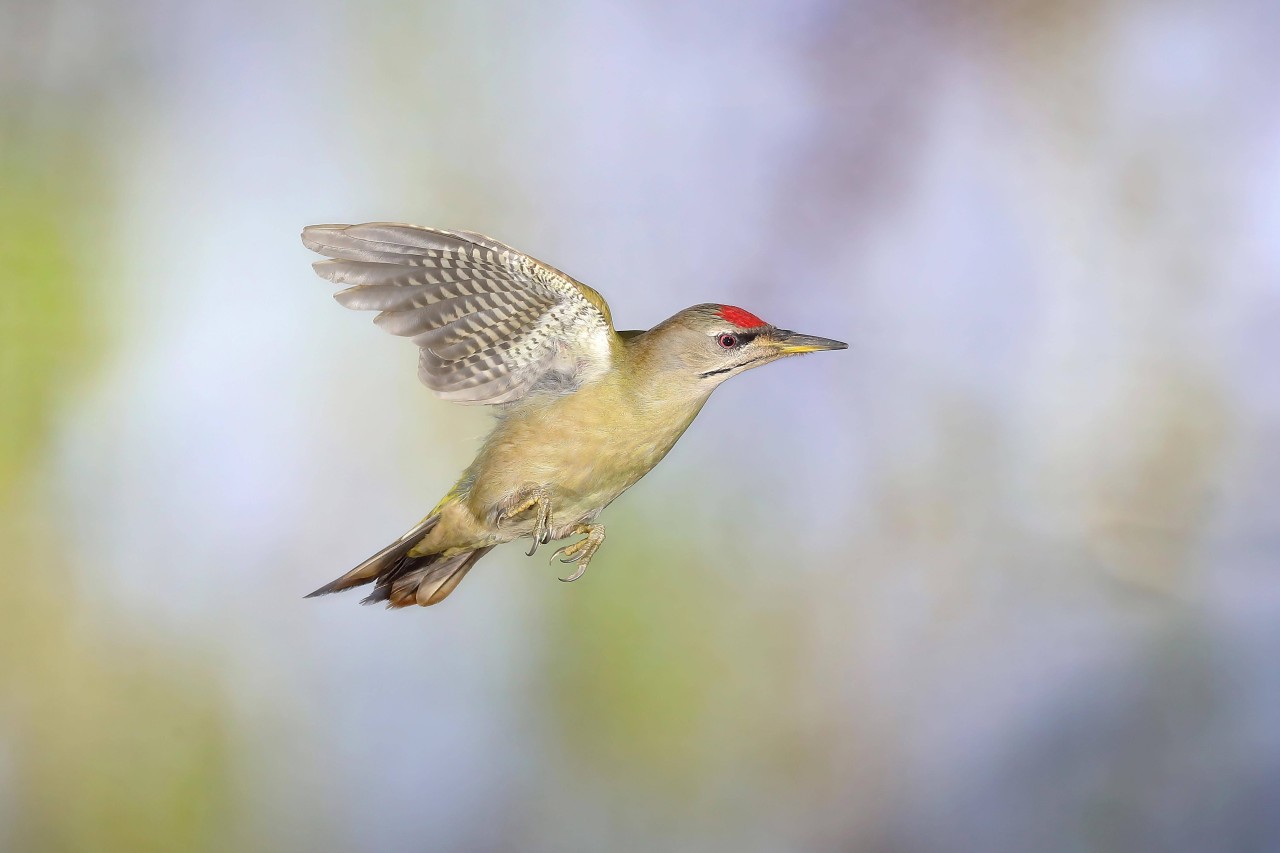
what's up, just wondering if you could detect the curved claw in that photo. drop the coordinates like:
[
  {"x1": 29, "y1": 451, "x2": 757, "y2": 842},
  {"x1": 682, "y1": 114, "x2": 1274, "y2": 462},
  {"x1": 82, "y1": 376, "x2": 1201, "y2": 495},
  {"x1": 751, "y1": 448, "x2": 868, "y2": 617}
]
[
  {"x1": 547, "y1": 523, "x2": 603, "y2": 583},
  {"x1": 559, "y1": 563, "x2": 588, "y2": 583},
  {"x1": 526, "y1": 527, "x2": 548, "y2": 557},
  {"x1": 550, "y1": 539, "x2": 592, "y2": 582}
]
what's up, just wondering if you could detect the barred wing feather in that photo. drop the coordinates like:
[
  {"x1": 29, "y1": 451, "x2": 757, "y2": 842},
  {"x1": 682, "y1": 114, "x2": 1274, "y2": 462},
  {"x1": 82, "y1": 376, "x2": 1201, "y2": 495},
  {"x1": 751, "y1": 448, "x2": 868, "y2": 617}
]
[{"x1": 302, "y1": 223, "x2": 617, "y2": 405}]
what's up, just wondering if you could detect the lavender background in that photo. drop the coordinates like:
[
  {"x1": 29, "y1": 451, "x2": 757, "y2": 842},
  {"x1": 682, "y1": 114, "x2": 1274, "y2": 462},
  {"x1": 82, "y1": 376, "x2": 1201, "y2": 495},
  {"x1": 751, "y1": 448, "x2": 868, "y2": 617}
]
[{"x1": 2, "y1": 1, "x2": 1278, "y2": 850}]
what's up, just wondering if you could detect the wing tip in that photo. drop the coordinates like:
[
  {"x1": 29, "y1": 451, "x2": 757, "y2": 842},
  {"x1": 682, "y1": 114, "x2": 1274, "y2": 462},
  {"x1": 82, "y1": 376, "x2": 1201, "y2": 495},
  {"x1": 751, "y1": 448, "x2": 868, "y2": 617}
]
[{"x1": 301, "y1": 224, "x2": 351, "y2": 255}]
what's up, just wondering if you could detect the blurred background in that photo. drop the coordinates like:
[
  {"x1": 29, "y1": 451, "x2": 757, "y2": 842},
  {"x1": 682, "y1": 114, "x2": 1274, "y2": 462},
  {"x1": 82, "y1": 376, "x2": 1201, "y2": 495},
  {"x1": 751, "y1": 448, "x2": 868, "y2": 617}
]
[{"x1": 3, "y1": 0, "x2": 1279, "y2": 850}]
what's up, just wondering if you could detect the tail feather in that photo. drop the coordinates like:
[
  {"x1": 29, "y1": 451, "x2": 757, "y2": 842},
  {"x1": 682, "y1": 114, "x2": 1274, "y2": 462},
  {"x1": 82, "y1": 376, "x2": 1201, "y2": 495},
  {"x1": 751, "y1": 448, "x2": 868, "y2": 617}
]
[
  {"x1": 363, "y1": 545, "x2": 495, "y2": 607},
  {"x1": 305, "y1": 513, "x2": 439, "y2": 598},
  {"x1": 305, "y1": 513, "x2": 494, "y2": 608}
]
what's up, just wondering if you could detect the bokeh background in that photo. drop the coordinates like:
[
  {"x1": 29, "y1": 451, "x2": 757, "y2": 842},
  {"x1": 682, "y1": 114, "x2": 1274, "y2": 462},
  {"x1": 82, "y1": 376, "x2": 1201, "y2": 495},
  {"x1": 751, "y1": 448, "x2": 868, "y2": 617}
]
[{"x1": 3, "y1": 0, "x2": 1279, "y2": 850}]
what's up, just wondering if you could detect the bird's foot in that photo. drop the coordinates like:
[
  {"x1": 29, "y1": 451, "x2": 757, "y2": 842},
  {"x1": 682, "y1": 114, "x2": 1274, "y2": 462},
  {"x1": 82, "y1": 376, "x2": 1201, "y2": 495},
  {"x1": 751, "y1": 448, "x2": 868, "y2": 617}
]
[
  {"x1": 551, "y1": 524, "x2": 605, "y2": 582},
  {"x1": 497, "y1": 486, "x2": 554, "y2": 556}
]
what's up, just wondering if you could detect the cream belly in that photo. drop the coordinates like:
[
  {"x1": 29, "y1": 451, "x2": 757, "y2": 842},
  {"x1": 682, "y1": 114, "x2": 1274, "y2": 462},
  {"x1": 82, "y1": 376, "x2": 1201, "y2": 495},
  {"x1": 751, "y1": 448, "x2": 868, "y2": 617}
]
[{"x1": 459, "y1": 376, "x2": 710, "y2": 543}]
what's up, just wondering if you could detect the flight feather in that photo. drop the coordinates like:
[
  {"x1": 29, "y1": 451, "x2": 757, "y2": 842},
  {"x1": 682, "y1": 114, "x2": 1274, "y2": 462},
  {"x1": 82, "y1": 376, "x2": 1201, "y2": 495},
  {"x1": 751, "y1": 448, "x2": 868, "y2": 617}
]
[{"x1": 302, "y1": 223, "x2": 617, "y2": 405}]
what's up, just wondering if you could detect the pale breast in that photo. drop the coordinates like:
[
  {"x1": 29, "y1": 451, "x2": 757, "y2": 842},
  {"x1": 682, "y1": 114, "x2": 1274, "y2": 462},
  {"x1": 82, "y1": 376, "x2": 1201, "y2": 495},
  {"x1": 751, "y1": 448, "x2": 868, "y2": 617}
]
[{"x1": 463, "y1": 376, "x2": 708, "y2": 530}]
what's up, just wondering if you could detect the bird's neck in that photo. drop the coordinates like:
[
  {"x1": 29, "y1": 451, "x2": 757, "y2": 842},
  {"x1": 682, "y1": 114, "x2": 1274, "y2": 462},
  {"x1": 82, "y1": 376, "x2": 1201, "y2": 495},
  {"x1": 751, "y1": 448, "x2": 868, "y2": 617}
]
[{"x1": 618, "y1": 328, "x2": 718, "y2": 413}]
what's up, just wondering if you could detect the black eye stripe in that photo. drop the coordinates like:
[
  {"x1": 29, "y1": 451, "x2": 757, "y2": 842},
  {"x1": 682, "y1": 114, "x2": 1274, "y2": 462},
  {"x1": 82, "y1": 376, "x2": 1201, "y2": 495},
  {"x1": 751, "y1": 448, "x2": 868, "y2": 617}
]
[
  {"x1": 700, "y1": 329, "x2": 768, "y2": 378},
  {"x1": 714, "y1": 330, "x2": 760, "y2": 346}
]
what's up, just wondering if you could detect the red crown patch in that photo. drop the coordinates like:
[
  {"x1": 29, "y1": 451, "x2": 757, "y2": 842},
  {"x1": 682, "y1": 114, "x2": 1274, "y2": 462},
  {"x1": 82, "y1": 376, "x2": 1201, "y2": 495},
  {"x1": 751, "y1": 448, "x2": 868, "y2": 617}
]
[{"x1": 717, "y1": 305, "x2": 766, "y2": 329}]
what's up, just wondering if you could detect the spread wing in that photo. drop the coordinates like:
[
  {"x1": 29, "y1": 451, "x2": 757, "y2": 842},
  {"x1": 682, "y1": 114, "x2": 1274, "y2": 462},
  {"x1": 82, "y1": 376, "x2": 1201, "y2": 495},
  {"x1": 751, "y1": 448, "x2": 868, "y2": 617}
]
[{"x1": 302, "y1": 223, "x2": 618, "y2": 405}]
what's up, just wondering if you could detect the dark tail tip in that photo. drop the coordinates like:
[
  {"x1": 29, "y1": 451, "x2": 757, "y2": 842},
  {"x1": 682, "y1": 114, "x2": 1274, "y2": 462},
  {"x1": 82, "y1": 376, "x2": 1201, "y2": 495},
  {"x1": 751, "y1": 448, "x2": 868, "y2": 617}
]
[
  {"x1": 304, "y1": 513, "x2": 443, "y2": 602},
  {"x1": 303, "y1": 581, "x2": 342, "y2": 599}
]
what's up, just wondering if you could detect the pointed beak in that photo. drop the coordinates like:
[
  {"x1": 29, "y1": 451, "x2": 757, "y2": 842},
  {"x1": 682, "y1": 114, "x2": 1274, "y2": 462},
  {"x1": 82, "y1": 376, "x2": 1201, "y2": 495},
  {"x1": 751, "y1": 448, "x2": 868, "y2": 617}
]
[{"x1": 765, "y1": 329, "x2": 849, "y2": 354}]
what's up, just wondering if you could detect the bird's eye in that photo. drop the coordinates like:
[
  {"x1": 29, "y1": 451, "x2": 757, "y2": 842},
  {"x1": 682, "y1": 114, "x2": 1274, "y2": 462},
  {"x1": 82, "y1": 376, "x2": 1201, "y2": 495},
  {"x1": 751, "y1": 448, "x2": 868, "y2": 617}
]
[{"x1": 718, "y1": 333, "x2": 739, "y2": 349}]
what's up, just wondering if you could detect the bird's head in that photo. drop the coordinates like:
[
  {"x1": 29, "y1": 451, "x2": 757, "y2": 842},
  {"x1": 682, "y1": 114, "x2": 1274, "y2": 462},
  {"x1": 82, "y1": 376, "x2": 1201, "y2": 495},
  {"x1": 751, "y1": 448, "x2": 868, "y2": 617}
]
[{"x1": 642, "y1": 303, "x2": 847, "y2": 388}]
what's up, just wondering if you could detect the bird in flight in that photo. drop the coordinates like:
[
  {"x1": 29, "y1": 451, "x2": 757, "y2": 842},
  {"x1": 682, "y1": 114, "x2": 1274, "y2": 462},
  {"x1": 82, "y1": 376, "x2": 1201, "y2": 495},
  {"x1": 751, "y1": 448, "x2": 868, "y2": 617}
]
[{"x1": 302, "y1": 223, "x2": 846, "y2": 607}]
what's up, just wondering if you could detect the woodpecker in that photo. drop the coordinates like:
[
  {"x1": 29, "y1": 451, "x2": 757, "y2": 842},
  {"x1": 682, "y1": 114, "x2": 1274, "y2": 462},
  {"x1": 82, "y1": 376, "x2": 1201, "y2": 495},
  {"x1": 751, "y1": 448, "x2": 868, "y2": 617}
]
[{"x1": 302, "y1": 223, "x2": 846, "y2": 608}]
